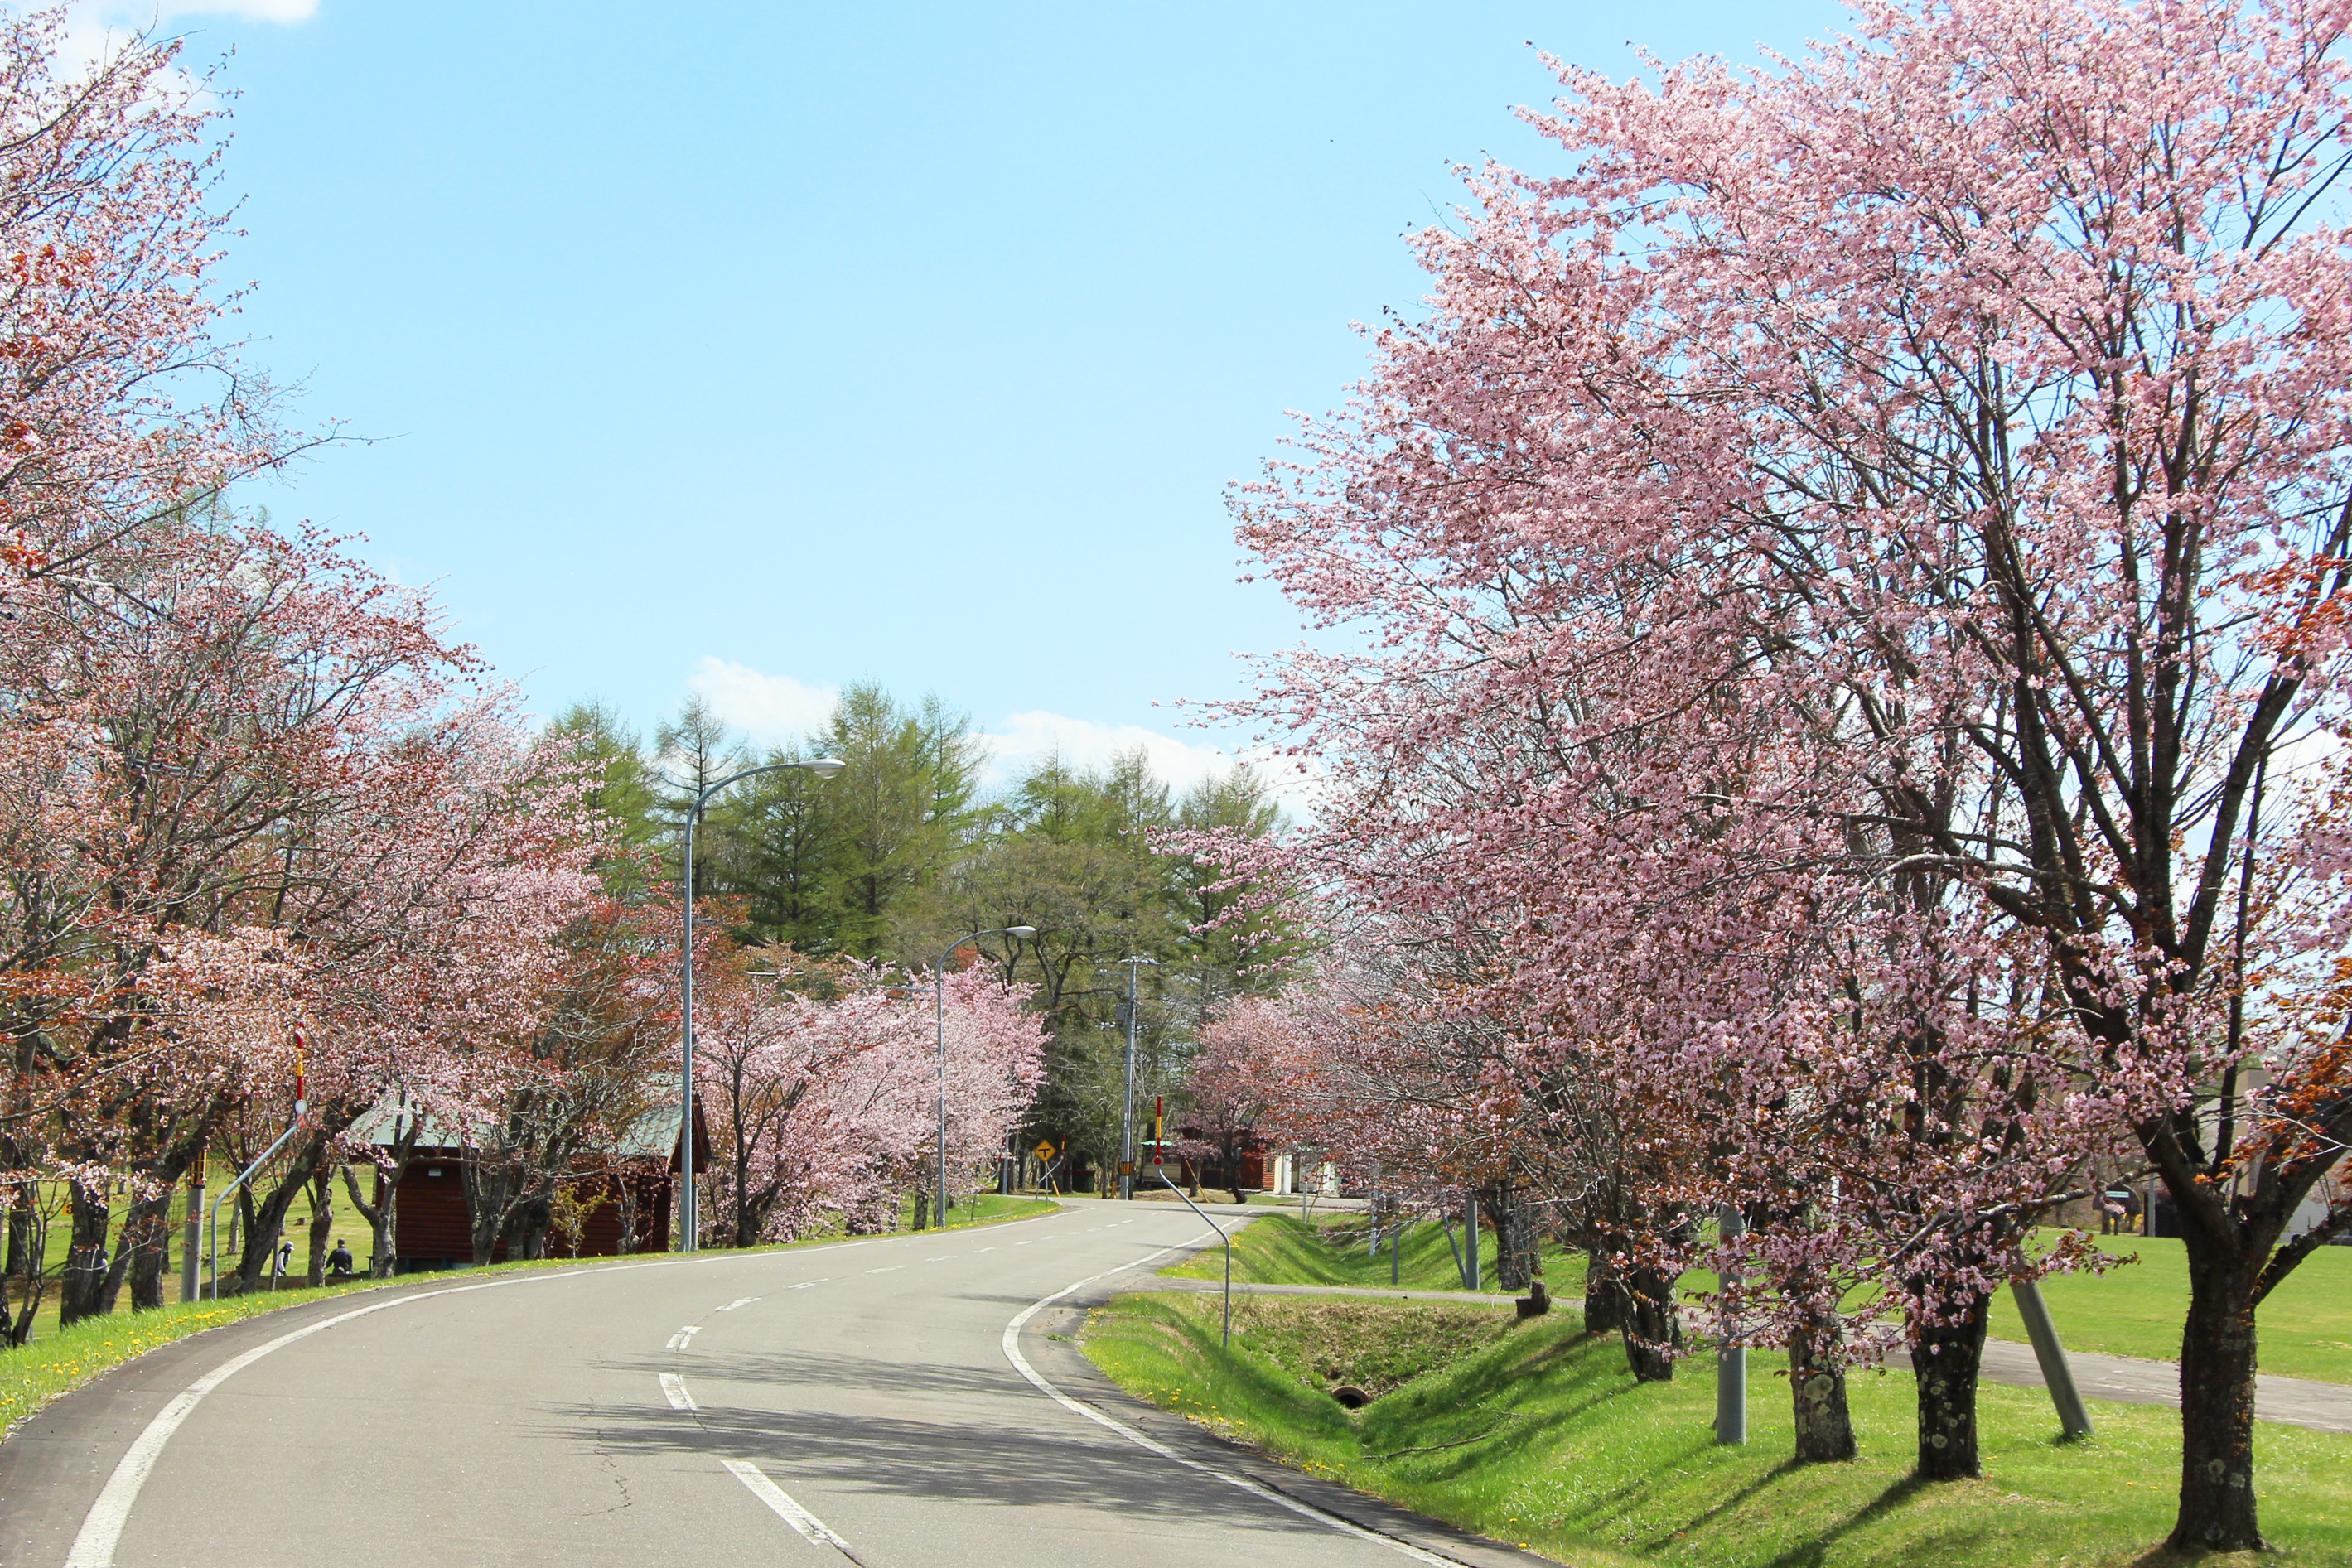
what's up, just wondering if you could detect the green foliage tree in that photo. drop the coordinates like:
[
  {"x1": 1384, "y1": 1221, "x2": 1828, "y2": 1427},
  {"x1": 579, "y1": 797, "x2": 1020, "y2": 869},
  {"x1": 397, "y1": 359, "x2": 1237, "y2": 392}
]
[{"x1": 546, "y1": 700, "x2": 664, "y2": 898}]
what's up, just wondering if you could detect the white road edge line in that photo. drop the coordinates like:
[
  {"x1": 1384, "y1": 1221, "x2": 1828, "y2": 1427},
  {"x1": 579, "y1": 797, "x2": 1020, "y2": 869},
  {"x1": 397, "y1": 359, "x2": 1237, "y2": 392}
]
[
  {"x1": 60, "y1": 1204, "x2": 1081, "y2": 1567},
  {"x1": 723, "y1": 1459, "x2": 858, "y2": 1558},
  {"x1": 64, "y1": 1259, "x2": 682, "y2": 1568},
  {"x1": 1001, "y1": 1225, "x2": 1465, "y2": 1568},
  {"x1": 660, "y1": 1373, "x2": 698, "y2": 1411}
]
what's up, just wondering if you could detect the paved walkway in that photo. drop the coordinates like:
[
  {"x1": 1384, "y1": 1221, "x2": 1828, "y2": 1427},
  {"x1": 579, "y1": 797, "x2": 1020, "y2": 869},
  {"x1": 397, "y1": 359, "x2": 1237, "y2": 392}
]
[{"x1": 1151, "y1": 1277, "x2": 2352, "y2": 1435}]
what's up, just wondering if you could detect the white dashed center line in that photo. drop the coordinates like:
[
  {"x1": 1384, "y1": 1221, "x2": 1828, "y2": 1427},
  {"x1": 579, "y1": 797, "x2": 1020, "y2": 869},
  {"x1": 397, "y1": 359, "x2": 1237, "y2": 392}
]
[
  {"x1": 714, "y1": 1296, "x2": 759, "y2": 1312},
  {"x1": 659, "y1": 1373, "x2": 697, "y2": 1412},
  {"x1": 865, "y1": 1265, "x2": 903, "y2": 1274},
  {"x1": 723, "y1": 1460, "x2": 857, "y2": 1558}
]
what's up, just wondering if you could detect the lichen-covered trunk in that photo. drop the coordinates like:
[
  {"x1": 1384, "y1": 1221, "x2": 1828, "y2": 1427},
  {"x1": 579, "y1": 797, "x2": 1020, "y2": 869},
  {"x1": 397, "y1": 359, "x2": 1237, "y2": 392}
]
[
  {"x1": 1910, "y1": 1291, "x2": 1989, "y2": 1479},
  {"x1": 119, "y1": 1192, "x2": 173, "y2": 1310},
  {"x1": 2170, "y1": 1241, "x2": 2263, "y2": 1552},
  {"x1": 1490, "y1": 1186, "x2": 1533, "y2": 1292},
  {"x1": 1583, "y1": 1251, "x2": 1625, "y2": 1336},
  {"x1": 1788, "y1": 1300, "x2": 1856, "y2": 1463},
  {"x1": 1620, "y1": 1262, "x2": 1682, "y2": 1382}
]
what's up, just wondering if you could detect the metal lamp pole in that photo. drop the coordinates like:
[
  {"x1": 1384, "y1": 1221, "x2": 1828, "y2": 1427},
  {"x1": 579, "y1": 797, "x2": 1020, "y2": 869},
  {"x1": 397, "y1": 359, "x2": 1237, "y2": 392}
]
[
  {"x1": 679, "y1": 756, "x2": 845, "y2": 1253},
  {"x1": 1108, "y1": 956, "x2": 1157, "y2": 1199},
  {"x1": 934, "y1": 925, "x2": 1035, "y2": 1229}
]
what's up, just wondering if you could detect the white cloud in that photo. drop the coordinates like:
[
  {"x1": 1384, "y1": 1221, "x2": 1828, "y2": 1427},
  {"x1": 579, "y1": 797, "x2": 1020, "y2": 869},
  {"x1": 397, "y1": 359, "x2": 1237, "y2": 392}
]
[
  {"x1": 687, "y1": 658, "x2": 840, "y2": 747},
  {"x1": 683, "y1": 658, "x2": 1321, "y2": 819},
  {"x1": 982, "y1": 709, "x2": 1322, "y2": 821}
]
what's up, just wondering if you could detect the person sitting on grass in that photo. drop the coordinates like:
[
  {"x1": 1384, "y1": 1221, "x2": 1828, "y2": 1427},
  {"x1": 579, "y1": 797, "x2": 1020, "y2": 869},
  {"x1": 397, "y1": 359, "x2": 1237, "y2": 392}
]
[{"x1": 327, "y1": 1239, "x2": 354, "y2": 1277}]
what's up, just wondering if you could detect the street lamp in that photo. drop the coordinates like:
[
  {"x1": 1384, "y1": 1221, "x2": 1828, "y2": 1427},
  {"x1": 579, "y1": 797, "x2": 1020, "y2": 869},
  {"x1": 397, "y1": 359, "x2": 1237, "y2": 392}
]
[
  {"x1": 1106, "y1": 956, "x2": 1157, "y2": 1199},
  {"x1": 678, "y1": 755, "x2": 845, "y2": 1252},
  {"x1": 935, "y1": 924, "x2": 1035, "y2": 1228}
]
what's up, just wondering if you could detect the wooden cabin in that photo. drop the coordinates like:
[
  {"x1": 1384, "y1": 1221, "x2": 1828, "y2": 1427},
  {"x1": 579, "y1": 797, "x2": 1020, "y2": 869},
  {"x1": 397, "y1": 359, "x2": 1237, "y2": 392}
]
[{"x1": 365, "y1": 1102, "x2": 705, "y2": 1271}]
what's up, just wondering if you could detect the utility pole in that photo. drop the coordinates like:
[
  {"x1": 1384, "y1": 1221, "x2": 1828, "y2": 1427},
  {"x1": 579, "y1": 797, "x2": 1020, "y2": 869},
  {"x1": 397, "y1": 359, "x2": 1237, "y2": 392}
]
[{"x1": 1111, "y1": 956, "x2": 1157, "y2": 1200}]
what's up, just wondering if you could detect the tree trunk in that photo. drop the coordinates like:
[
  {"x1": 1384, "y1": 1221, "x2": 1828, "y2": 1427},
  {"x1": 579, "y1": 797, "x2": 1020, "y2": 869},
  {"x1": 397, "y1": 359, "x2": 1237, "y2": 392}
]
[
  {"x1": 1910, "y1": 1290, "x2": 1990, "y2": 1479},
  {"x1": 2170, "y1": 1240, "x2": 2263, "y2": 1551},
  {"x1": 57, "y1": 1179, "x2": 111, "y2": 1326},
  {"x1": 340, "y1": 1163, "x2": 400, "y2": 1278},
  {"x1": 1583, "y1": 1251, "x2": 1625, "y2": 1335},
  {"x1": 1492, "y1": 1187, "x2": 1533, "y2": 1291},
  {"x1": 1789, "y1": 1302, "x2": 1857, "y2": 1463},
  {"x1": 4, "y1": 1188, "x2": 32, "y2": 1281},
  {"x1": 1620, "y1": 1262, "x2": 1682, "y2": 1382},
  {"x1": 121, "y1": 1192, "x2": 173, "y2": 1311},
  {"x1": 305, "y1": 1168, "x2": 334, "y2": 1286}
]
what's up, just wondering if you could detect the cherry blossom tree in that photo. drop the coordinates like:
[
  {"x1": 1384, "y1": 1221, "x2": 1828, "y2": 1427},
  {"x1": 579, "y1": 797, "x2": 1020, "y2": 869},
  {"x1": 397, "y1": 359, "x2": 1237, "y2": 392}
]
[
  {"x1": 692, "y1": 947, "x2": 1046, "y2": 1247},
  {"x1": 1223, "y1": 0, "x2": 2352, "y2": 1544}
]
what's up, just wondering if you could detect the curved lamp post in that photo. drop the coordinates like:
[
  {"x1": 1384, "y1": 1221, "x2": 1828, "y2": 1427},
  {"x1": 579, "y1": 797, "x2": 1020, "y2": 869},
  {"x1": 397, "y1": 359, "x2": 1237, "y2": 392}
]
[
  {"x1": 933, "y1": 925, "x2": 1034, "y2": 1228},
  {"x1": 679, "y1": 756, "x2": 845, "y2": 1252}
]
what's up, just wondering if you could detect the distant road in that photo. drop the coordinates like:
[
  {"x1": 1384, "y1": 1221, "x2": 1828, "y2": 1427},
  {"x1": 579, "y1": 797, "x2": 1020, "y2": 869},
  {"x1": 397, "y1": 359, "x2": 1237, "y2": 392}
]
[{"x1": 1, "y1": 1201, "x2": 1534, "y2": 1568}]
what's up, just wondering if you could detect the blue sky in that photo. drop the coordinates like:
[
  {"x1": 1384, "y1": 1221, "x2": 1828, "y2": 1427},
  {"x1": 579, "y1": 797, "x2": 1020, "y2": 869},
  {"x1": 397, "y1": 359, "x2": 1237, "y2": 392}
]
[{"x1": 75, "y1": 0, "x2": 1842, "y2": 795}]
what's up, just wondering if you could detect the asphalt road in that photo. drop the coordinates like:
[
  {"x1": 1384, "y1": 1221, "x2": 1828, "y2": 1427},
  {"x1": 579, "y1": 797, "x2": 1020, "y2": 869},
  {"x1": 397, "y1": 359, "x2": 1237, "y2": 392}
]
[{"x1": 1, "y1": 1200, "x2": 1536, "y2": 1568}]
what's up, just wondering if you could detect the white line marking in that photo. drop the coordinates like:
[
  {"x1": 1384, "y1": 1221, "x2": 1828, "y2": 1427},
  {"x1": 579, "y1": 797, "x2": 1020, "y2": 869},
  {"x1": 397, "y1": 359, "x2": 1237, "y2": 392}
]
[
  {"x1": 723, "y1": 1459, "x2": 857, "y2": 1556},
  {"x1": 60, "y1": 1206, "x2": 1081, "y2": 1567},
  {"x1": 864, "y1": 1265, "x2": 903, "y2": 1274},
  {"x1": 715, "y1": 1296, "x2": 759, "y2": 1312},
  {"x1": 660, "y1": 1373, "x2": 698, "y2": 1411},
  {"x1": 666, "y1": 1333, "x2": 687, "y2": 1350},
  {"x1": 63, "y1": 1260, "x2": 684, "y2": 1568},
  {"x1": 789, "y1": 1279, "x2": 828, "y2": 1289},
  {"x1": 925, "y1": 1255, "x2": 957, "y2": 1261},
  {"x1": 973, "y1": 1247, "x2": 995, "y2": 1253},
  {"x1": 1000, "y1": 1224, "x2": 1457, "y2": 1568},
  {"x1": 1014, "y1": 1240, "x2": 1035, "y2": 1246}
]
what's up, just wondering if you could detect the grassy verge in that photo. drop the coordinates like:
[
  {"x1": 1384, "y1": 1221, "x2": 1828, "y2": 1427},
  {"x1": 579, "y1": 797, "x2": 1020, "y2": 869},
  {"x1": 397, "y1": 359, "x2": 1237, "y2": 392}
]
[
  {"x1": 1178, "y1": 1214, "x2": 2352, "y2": 1386},
  {"x1": 2, "y1": 1194, "x2": 1058, "y2": 1438},
  {"x1": 1162, "y1": 1211, "x2": 1587, "y2": 1294},
  {"x1": 1085, "y1": 1291, "x2": 2352, "y2": 1567}
]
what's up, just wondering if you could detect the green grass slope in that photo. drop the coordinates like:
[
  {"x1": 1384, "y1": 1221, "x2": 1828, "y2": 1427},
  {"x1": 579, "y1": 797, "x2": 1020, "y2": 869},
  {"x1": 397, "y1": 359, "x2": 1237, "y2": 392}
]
[
  {"x1": 1163, "y1": 1211, "x2": 1587, "y2": 1294},
  {"x1": 1085, "y1": 1291, "x2": 2352, "y2": 1567}
]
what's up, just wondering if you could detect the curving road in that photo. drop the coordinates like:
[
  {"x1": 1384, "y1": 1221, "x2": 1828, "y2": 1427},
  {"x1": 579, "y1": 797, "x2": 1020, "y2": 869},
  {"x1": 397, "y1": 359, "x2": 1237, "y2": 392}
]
[{"x1": 1, "y1": 1199, "x2": 1533, "y2": 1568}]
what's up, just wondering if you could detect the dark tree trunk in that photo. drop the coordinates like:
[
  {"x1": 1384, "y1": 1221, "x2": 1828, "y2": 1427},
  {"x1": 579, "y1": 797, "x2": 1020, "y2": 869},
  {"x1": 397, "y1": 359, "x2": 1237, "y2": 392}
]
[
  {"x1": 118, "y1": 1191, "x2": 173, "y2": 1311},
  {"x1": 1788, "y1": 1295, "x2": 1857, "y2": 1463},
  {"x1": 1620, "y1": 1262, "x2": 1682, "y2": 1382},
  {"x1": 1583, "y1": 1251, "x2": 1625, "y2": 1335},
  {"x1": 505, "y1": 1194, "x2": 551, "y2": 1262},
  {"x1": 305, "y1": 1168, "x2": 335, "y2": 1286},
  {"x1": 233, "y1": 1157, "x2": 316, "y2": 1294},
  {"x1": 2170, "y1": 1241, "x2": 2263, "y2": 1551},
  {"x1": 1910, "y1": 1290, "x2": 1990, "y2": 1479},
  {"x1": 57, "y1": 1179, "x2": 111, "y2": 1326},
  {"x1": 4, "y1": 1189, "x2": 32, "y2": 1280}
]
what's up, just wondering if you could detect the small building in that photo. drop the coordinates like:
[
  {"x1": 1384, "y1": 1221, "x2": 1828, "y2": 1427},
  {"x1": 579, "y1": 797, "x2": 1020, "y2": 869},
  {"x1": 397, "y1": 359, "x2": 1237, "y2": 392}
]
[{"x1": 363, "y1": 1102, "x2": 704, "y2": 1271}]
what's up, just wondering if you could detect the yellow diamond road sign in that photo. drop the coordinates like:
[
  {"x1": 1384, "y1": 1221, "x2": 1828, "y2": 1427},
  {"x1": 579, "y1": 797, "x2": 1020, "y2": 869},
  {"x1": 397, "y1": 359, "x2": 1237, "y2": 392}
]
[{"x1": 1032, "y1": 1140, "x2": 1056, "y2": 1162}]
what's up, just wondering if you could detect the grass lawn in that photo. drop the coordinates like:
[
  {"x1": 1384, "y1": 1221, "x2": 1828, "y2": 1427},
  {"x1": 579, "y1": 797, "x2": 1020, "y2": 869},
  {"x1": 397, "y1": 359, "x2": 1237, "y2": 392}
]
[
  {"x1": 1996, "y1": 1234, "x2": 2352, "y2": 1384},
  {"x1": 2, "y1": 1194, "x2": 1059, "y2": 1439},
  {"x1": 1085, "y1": 1291, "x2": 2352, "y2": 1567},
  {"x1": 1182, "y1": 1213, "x2": 2352, "y2": 1386}
]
